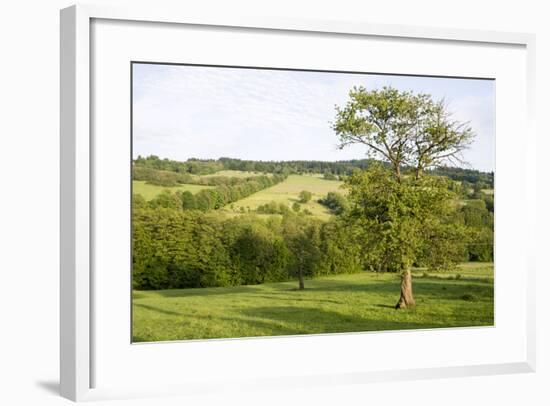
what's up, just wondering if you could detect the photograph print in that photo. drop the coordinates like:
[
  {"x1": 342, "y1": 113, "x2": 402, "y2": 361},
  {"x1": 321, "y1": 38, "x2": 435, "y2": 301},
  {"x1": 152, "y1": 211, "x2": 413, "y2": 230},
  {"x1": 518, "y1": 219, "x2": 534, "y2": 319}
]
[{"x1": 131, "y1": 62, "x2": 495, "y2": 343}]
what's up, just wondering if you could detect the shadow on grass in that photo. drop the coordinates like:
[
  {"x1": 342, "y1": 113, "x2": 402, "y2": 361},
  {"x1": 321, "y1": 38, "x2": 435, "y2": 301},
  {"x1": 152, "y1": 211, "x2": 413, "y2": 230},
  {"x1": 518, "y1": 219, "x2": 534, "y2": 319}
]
[
  {"x1": 134, "y1": 303, "x2": 182, "y2": 316},
  {"x1": 135, "y1": 277, "x2": 493, "y2": 305},
  {"x1": 140, "y1": 284, "x2": 267, "y2": 299},
  {"x1": 374, "y1": 304, "x2": 396, "y2": 309},
  {"x1": 239, "y1": 306, "x2": 435, "y2": 333}
]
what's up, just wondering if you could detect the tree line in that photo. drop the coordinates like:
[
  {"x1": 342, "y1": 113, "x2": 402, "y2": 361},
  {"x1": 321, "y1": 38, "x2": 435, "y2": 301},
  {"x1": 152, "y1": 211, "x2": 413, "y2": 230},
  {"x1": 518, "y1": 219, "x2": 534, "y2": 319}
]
[
  {"x1": 132, "y1": 209, "x2": 363, "y2": 290},
  {"x1": 134, "y1": 173, "x2": 287, "y2": 212},
  {"x1": 132, "y1": 169, "x2": 493, "y2": 291},
  {"x1": 134, "y1": 155, "x2": 494, "y2": 189}
]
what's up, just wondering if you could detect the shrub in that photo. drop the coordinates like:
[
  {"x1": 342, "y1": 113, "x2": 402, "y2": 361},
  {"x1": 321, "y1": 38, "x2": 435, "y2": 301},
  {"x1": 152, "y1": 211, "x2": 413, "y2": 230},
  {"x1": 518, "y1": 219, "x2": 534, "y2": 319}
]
[
  {"x1": 318, "y1": 192, "x2": 349, "y2": 215},
  {"x1": 298, "y1": 190, "x2": 312, "y2": 203}
]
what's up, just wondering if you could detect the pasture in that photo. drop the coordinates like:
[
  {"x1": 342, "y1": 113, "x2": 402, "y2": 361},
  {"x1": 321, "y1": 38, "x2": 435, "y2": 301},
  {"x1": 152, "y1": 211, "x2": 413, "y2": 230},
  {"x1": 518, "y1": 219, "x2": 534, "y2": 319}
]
[
  {"x1": 223, "y1": 174, "x2": 344, "y2": 220},
  {"x1": 132, "y1": 263, "x2": 494, "y2": 342},
  {"x1": 202, "y1": 170, "x2": 270, "y2": 178},
  {"x1": 133, "y1": 180, "x2": 214, "y2": 201}
]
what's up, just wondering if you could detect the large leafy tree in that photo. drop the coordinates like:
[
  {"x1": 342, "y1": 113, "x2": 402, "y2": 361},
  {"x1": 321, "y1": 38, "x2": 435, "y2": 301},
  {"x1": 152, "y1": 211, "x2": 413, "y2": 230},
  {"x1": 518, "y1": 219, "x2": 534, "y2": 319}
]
[
  {"x1": 333, "y1": 86, "x2": 474, "y2": 181},
  {"x1": 334, "y1": 86, "x2": 474, "y2": 309},
  {"x1": 344, "y1": 164, "x2": 463, "y2": 308}
]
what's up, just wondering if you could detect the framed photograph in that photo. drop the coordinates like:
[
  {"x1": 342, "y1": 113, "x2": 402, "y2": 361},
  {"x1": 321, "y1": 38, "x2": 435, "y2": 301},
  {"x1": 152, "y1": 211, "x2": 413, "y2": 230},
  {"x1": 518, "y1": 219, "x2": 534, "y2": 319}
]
[{"x1": 60, "y1": 4, "x2": 536, "y2": 402}]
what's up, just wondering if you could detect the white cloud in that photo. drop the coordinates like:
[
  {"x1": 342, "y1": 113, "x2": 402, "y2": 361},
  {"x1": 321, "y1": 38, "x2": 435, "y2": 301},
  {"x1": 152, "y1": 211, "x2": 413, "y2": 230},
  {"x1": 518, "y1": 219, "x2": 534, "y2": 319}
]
[{"x1": 133, "y1": 64, "x2": 495, "y2": 171}]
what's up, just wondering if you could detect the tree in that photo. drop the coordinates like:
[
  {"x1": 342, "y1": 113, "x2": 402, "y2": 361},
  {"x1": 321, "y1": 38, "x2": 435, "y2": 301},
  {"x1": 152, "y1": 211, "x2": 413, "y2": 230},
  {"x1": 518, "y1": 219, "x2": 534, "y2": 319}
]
[
  {"x1": 334, "y1": 86, "x2": 475, "y2": 308},
  {"x1": 178, "y1": 190, "x2": 196, "y2": 210},
  {"x1": 344, "y1": 163, "x2": 460, "y2": 309},
  {"x1": 323, "y1": 172, "x2": 337, "y2": 180},
  {"x1": 283, "y1": 215, "x2": 321, "y2": 290},
  {"x1": 292, "y1": 202, "x2": 301, "y2": 212},
  {"x1": 333, "y1": 86, "x2": 474, "y2": 182},
  {"x1": 298, "y1": 190, "x2": 312, "y2": 203},
  {"x1": 318, "y1": 192, "x2": 349, "y2": 215},
  {"x1": 148, "y1": 190, "x2": 181, "y2": 209}
]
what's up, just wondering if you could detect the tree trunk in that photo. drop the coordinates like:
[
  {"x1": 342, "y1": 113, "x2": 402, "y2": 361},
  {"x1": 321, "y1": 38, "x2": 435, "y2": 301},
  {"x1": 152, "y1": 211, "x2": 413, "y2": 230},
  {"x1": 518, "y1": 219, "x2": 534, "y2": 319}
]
[
  {"x1": 394, "y1": 163, "x2": 402, "y2": 183},
  {"x1": 298, "y1": 268, "x2": 305, "y2": 290},
  {"x1": 395, "y1": 268, "x2": 415, "y2": 309},
  {"x1": 415, "y1": 166, "x2": 423, "y2": 180}
]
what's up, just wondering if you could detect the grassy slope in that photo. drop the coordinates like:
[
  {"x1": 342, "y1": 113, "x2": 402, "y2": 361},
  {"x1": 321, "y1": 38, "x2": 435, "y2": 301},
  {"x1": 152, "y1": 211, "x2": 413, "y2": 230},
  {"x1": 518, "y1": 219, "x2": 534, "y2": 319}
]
[
  {"x1": 133, "y1": 263, "x2": 494, "y2": 342},
  {"x1": 201, "y1": 170, "x2": 270, "y2": 178},
  {"x1": 223, "y1": 174, "x2": 344, "y2": 220},
  {"x1": 133, "y1": 180, "x2": 214, "y2": 201}
]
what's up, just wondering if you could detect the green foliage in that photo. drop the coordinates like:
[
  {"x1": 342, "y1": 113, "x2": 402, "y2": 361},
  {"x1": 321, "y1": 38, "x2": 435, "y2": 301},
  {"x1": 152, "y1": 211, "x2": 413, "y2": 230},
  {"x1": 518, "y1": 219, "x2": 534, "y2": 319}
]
[
  {"x1": 134, "y1": 155, "x2": 223, "y2": 175},
  {"x1": 140, "y1": 174, "x2": 287, "y2": 212},
  {"x1": 132, "y1": 194, "x2": 147, "y2": 209},
  {"x1": 282, "y1": 215, "x2": 322, "y2": 284},
  {"x1": 292, "y1": 202, "x2": 301, "y2": 212},
  {"x1": 178, "y1": 190, "x2": 196, "y2": 210},
  {"x1": 460, "y1": 200, "x2": 494, "y2": 261},
  {"x1": 344, "y1": 163, "x2": 464, "y2": 272},
  {"x1": 228, "y1": 174, "x2": 343, "y2": 221},
  {"x1": 134, "y1": 155, "x2": 493, "y2": 189},
  {"x1": 133, "y1": 207, "x2": 365, "y2": 290},
  {"x1": 323, "y1": 172, "x2": 337, "y2": 180},
  {"x1": 318, "y1": 191, "x2": 349, "y2": 215},
  {"x1": 298, "y1": 190, "x2": 313, "y2": 203},
  {"x1": 148, "y1": 190, "x2": 182, "y2": 209},
  {"x1": 333, "y1": 86, "x2": 474, "y2": 180}
]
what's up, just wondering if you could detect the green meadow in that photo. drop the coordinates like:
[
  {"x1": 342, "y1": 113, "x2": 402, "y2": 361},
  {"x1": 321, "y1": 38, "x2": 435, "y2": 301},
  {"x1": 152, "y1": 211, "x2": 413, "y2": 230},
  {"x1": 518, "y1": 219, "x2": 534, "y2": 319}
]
[
  {"x1": 202, "y1": 170, "x2": 270, "y2": 178},
  {"x1": 133, "y1": 180, "x2": 214, "y2": 201},
  {"x1": 133, "y1": 173, "x2": 345, "y2": 220},
  {"x1": 132, "y1": 263, "x2": 494, "y2": 342},
  {"x1": 223, "y1": 174, "x2": 344, "y2": 220}
]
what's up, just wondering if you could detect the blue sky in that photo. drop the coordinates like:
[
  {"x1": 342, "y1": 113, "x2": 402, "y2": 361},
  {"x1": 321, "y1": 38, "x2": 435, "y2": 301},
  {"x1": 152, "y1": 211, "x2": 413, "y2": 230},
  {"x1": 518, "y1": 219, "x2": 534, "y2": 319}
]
[{"x1": 133, "y1": 63, "x2": 495, "y2": 172}]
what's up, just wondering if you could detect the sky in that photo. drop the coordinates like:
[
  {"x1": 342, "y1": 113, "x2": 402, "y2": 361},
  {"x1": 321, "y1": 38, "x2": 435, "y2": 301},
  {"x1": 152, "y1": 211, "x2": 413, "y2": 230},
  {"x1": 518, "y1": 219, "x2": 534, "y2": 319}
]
[{"x1": 132, "y1": 63, "x2": 495, "y2": 172}]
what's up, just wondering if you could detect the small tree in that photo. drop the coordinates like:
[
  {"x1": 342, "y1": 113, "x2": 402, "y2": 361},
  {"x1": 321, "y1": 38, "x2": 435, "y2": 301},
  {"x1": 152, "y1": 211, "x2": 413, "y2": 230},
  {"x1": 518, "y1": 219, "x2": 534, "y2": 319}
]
[
  {"x1": 178, "y1": 190, "x2": 196, "y2": 210},
  {"x1": 299, "y1": 190, "x2": 312, "y2": 203},
  {"x1": 283, "y1": 216, "x2": 320, "y2": 290}
]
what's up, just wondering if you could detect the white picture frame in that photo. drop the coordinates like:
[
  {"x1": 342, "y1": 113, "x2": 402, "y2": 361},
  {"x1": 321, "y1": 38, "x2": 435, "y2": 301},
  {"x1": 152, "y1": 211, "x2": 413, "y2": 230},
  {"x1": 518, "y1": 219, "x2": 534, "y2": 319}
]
[{"x1": 60, "y1": 4, "x2": 537, "y2": 402}]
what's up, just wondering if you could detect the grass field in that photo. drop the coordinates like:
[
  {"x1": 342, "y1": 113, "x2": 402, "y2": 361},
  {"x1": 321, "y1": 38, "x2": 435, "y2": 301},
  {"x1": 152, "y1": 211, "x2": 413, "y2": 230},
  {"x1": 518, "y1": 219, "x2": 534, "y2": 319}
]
[
  {"x1": 223, "y1": 174, "x2": 344, "y2": 220},
  {"x1": 202, "y1": 170, "x2": 270, "y2": 178},
  {"x1": 133, "y1": 180, "x2": 214, "y2": 201},
  {"x1": 132, "y1": 263, "x2": 494, "y2": 342}
]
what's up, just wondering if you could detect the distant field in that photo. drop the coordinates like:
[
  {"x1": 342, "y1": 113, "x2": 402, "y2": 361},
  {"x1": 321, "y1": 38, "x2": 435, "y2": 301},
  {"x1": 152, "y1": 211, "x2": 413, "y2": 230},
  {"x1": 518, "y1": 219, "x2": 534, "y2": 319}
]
[
  {"x1": 133, "y1": 262, "x2": 494, "y2": 342},
  {"x1": 133, "y1": 180, "x2": 214, "y2": 201},
  {"x1": 223, "y1": 174, "x2": 344, "y2": 220},
  {"x1": 202, "y1": 170, "x2": 269, "y2": 178}
]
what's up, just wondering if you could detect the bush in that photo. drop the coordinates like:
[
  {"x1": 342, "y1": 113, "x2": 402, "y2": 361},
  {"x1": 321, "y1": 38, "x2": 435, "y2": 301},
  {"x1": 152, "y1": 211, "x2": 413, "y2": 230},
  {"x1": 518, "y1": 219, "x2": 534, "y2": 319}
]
[
  {"x1": 323, "y1": 172, "x2": 337, "y2": 180},
  {"x1": 318, "y1": 192, "x2": 349, "y2": 215},
  {"x1": 298, "y1": 190, "x2": 312, "y2": 203}
]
